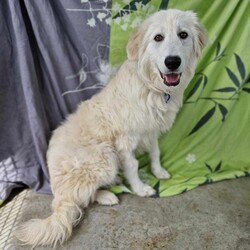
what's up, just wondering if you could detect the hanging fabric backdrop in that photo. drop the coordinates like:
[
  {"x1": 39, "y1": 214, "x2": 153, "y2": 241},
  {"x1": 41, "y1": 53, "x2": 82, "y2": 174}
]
[{"x1": 0, "y1": 0, "x2": 249, "y2": 204}]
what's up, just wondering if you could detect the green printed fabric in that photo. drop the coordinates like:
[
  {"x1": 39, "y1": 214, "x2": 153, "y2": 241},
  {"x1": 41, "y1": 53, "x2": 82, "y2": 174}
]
[{"x1": 109, "y1": 0, "x2": 250, "y2": 197}]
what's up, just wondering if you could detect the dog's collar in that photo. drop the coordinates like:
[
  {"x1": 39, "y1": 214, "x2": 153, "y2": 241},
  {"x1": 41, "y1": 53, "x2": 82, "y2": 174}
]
[{"x1": 164, "y1": 93, "x2": 171, "y2": 104}]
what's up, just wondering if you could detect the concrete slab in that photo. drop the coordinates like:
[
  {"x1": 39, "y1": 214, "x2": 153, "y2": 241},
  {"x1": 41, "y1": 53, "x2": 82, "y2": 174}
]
[{"x1": 11, "y1": 177, "x2": 250, "y2": 250}]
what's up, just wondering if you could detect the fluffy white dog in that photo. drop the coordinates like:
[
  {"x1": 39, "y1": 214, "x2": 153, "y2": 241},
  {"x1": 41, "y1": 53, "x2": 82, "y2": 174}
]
[{"x1": 15, "y1": 9, "x2": 207, "y2": 247}]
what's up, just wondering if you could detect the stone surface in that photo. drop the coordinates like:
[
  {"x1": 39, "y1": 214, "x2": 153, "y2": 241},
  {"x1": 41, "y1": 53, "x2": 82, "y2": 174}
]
[{"x1": 11, "y1": 177, "x2": 250, "y2": 250}]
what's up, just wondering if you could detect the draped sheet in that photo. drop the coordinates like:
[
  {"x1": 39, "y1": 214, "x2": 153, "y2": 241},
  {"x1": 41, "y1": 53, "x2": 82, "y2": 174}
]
[
  {"x1": 0, "y1": 0, "x2": 111, "y2": 204},
  {"x1": 0, "y1": 0, "x2": 249, "y2": 204}
]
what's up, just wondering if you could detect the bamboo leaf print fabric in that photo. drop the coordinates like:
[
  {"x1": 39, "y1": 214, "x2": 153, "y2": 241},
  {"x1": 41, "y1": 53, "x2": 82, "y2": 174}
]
[{"x1": 109, "y1": 0, "x2": 250, "y2": 197}]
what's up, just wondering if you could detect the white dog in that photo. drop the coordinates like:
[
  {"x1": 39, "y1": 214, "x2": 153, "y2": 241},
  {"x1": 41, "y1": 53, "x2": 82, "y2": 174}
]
[{"x1": 15, "y1": 9, "x2": 207, "y2": 247}]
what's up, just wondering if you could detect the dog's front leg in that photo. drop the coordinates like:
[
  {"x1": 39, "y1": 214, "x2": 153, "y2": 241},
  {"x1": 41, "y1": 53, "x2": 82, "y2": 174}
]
[
  {"x1": 121, "y1": 151, "x2": 156, "y2": 197},
  {"x1": 148, "y1": 135, "x2": 171, "y2": 180},
  {"x1": 116, "y1": 137, "x2": 156, "y2": 197}
]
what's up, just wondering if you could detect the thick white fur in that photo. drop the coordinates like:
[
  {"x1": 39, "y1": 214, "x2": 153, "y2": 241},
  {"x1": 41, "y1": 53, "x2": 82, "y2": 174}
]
[{"x1": 15, "y1": 9, "x2": 207, "y2": 248}]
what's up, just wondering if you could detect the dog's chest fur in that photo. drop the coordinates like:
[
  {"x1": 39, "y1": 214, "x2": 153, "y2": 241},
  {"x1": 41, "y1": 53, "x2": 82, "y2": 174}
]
[
  {"x1": 108, "y1": 84, "x2": 180, "y2": 155},
  {"x1": 101, "y1": 61, "x2": 182, "y2": 136},
  {"x1": 58, "y1": 60, "x2": 183, "y2": 152}
]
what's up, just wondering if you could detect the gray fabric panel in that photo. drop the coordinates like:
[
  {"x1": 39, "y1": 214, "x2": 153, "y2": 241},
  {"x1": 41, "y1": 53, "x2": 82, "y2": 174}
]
[{"x1": 0, "y1": 0, "x2": 111, "y2": 201}]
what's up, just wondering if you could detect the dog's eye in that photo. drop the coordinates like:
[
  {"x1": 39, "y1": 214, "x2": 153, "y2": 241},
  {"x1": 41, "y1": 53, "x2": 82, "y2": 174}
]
[
  {"x1": 154, "y1": 34, "x2": 164, "y2": 42},
  {"x1": 179, "y1": 31, "x2": 188, "y2": 39}
]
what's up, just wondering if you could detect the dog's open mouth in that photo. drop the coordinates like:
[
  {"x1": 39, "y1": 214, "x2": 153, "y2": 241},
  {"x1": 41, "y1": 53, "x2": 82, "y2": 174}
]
[{"x1": 161, "y1": 72, "x2": 181, "y2": 86}]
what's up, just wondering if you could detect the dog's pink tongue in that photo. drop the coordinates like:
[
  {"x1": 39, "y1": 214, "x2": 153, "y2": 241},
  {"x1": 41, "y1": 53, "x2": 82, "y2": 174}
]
[{"x1": 164, "y1": 73, "x2": 180, "y2": 84}]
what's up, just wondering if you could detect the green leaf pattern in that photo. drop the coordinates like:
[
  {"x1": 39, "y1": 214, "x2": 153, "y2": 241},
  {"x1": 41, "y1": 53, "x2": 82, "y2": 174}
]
[
  {"x1": 109, "y1": 0, "x2": 250, "y2": 197},
  {"x1": 186, "y1": 52, "x2": 250, "y2": 136}
]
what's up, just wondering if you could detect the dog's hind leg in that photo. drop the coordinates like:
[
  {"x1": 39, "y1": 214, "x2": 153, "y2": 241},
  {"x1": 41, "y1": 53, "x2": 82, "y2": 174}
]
[
  {"x1": 15, "y1": 143, "x2": 118, "y2": 247},
  {"x1": 94, "y1": 190, "x2": 119, "y2": 205}
]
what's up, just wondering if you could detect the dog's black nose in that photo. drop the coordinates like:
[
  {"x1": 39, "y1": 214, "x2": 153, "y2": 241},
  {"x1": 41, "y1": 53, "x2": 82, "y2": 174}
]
[{"x1": 164, "y1": 56, "x2": 181, "y2": 70}]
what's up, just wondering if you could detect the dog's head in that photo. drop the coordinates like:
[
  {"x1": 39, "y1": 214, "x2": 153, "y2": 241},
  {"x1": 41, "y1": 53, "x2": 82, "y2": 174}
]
[{"x1": 127, "y1": 9, "x2": 208, "y2": 93}]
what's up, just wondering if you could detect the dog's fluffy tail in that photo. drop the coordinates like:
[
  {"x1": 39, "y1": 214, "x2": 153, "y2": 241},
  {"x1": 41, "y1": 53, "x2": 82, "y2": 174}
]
[
  {"x1": 14, "y1": 176, "x2": 97, "y2": 248},
  {"x1": 14, "y1": 188, "x2": 91, "y2": 248},
  {"x1": 15, "y1": 143, "x2": 119, "y2": 248}
]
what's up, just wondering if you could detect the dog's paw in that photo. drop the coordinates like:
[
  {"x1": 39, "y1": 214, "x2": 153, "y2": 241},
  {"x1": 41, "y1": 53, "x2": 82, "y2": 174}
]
[
  {"x1": 134, "y1": 184, "x2": 156, "y2": 197},
  {"x1": 94, "y1": 190, "x2": 119, "y2": 206},
  {"x1": 153, "y1": 167, "x2": 171, "y2": 179}
]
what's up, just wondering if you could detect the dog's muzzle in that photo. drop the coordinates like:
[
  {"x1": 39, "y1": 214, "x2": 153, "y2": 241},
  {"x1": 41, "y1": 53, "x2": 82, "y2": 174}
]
[{"x1": 160, "y1": 56, "x2": 182, "y2": 86}]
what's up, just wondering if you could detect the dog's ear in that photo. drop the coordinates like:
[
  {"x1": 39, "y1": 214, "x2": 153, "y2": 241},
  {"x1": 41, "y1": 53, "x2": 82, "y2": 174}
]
[
  {"x1": 194, "y1": 22, "x2": 208, "y2": 58},
  {"x1": 127, "y1": 28, "x2": 142, "y2": 61}
]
